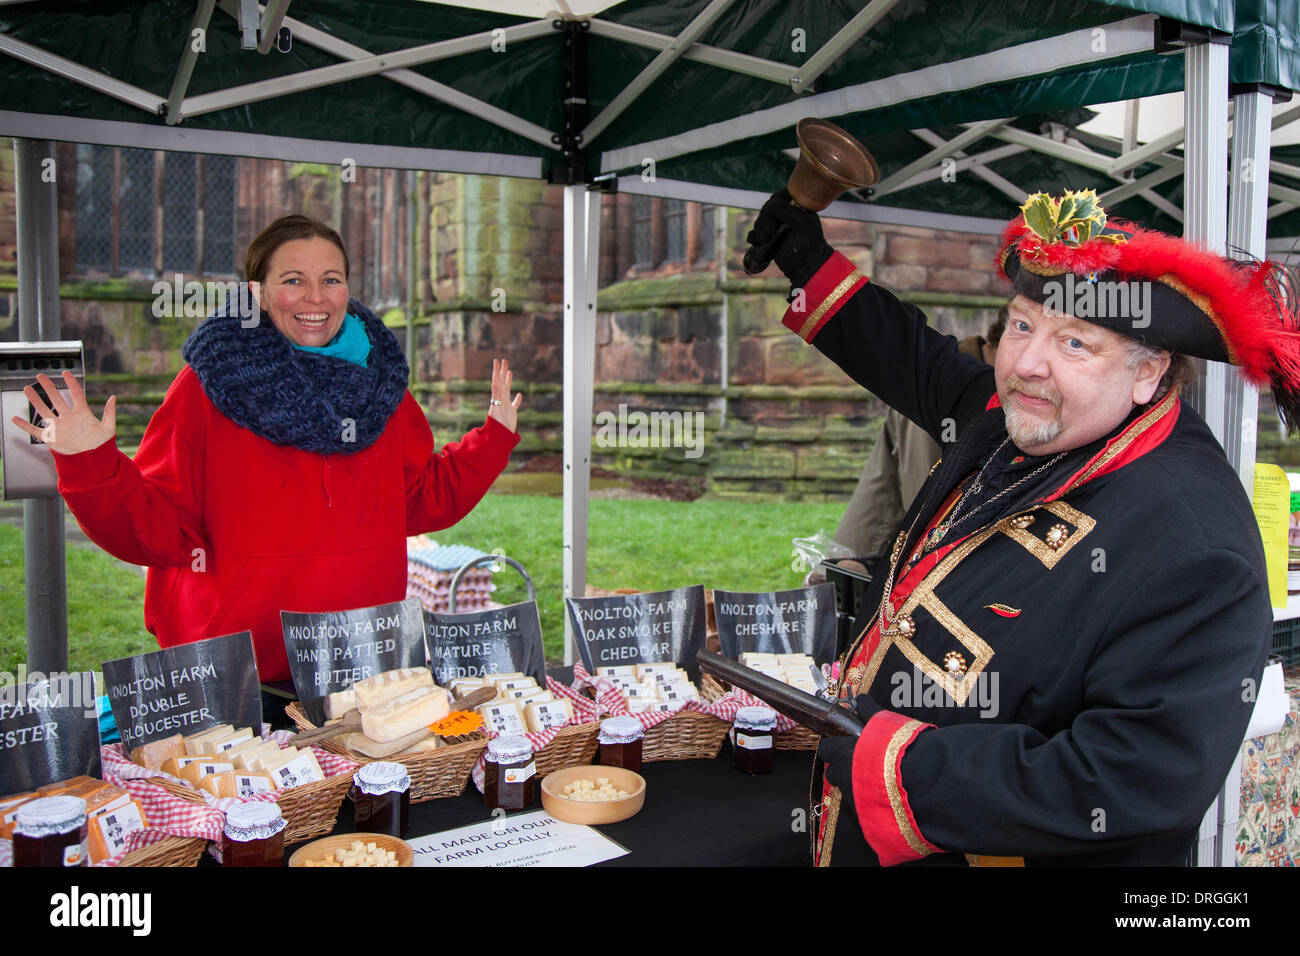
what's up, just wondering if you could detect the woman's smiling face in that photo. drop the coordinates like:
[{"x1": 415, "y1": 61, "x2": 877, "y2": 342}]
[{"x1": 255, "y1": 237, "x2": 349, "y2": 347}]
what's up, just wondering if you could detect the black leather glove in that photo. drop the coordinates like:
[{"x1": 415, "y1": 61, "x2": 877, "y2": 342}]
[
  {"x1": 745, "y1": 188, "x2": 832, "y2": 287},
  {"x1": 817, "y1": 693, "x2": 882, "y2": 797}
]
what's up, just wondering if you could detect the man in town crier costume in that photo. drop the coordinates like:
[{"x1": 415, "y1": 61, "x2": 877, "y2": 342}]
[{"x1": 747, "y1": 188, "x2": 1299, "y2": 866}]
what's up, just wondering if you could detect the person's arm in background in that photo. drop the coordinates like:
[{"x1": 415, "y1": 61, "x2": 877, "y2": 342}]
[
  {"x1": 14, "y1": 369, "x2": 209, "y2": 569},
  {"x1": 403, "y1": 358, "x2": 522, "y2": 533}
]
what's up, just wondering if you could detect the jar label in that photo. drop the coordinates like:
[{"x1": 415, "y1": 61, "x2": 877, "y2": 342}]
[
  {"x1": 503, "y1": 762, "x2": 536, "y2": 784},
  {"x1": 735, "y1": 732, "x2": 773, "y2": 751},
  {"x1": 62, "y1": 841, "x2": 86, "y2": 867}
]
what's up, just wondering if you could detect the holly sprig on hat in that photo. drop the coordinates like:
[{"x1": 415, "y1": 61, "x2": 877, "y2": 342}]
[{"x1": 1019, "y1": 189, "x2": 1119, "y2": 246}]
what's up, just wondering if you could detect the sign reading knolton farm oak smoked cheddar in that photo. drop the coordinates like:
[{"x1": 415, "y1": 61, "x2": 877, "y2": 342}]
[
  {"x1": 0, "y1": 675, "x2": 102, "y2": 794},
  {"x1": 282, "y1": 599, "x2": 426, "y2": 726},
  {"x1": 565, "y1": 585, "x2": 707, "y2": 682},
  {"x1": 102, "y1": 632, "x2": 262, "y2": 753},
  {"x1": 714, "y1": 583, "x2": 837, "y2": 663},
  {"x1": 425, "y1": 600, "x2": 547, "y2": 687}
]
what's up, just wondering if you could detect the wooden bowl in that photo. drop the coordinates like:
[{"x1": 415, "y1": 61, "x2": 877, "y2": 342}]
[
  {"x1": 540, "y1": 764, "x2": 646, "y2": 825},
  {"x1": 288, "y1": 832, "x2": 414, "y2": 868}
]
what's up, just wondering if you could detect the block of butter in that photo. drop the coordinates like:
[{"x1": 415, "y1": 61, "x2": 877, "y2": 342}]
[
  {"x1": 360, "y1": 687, "x2": 450, "y2": 743},
  {"x1": 354, "y1": 667, "x2": 435, "y2": 711},
  {"x1": 324, "y1": 687, "x2": 357, "y2": 720}
]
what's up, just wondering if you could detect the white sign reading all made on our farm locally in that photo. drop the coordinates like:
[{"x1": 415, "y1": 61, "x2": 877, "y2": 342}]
[{"x1": 408, "y1": 811, "x2": 628, "y2": 867}]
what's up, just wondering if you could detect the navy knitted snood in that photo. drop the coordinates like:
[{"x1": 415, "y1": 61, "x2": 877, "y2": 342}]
[{"x1": 181, "y1": 298, "x2": 409, "y2": 455}]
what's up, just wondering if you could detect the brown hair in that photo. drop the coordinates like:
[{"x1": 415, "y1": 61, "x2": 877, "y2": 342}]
[{"x1": 243, "y1": 214, "x2": 349, "y2": 285}]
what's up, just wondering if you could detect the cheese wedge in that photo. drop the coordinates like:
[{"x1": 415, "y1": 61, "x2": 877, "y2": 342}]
[
  {"x1": 262, "y1": 749, "x2": 325, "y2": 790},
  {"x1": 87, "y1": 798, "x2": 147, "y2": 864},
  {"x1": 179, "y1": 759, "x2": 234, "y2": 786},
  {"x1": 129, "y1": 735, "x2": 186, "y2": 770},
  {"x1": 218, "y1": 736, "x2": 265, "y2": 764},
  {"x1": 239, "y1": 742, "x2": 288, "y2": 772},
  {"x1": 208, "y1": 728, "x2": 255, "y2": 754},
  {"x1": 524, "y1": 698, "x2": 573, "y2": 733},
  {"x1": 183, "y1": 724, "x2": 234, "y2": 750},
  {"x1": 478, "y1": 700, "x2": 527, "y2": 736},
  {"x1": 162, "y1": 753, "x2": 217, "y2": 777},
  {"x1": 354, "y1": 668, "x2": 435, "y2": 710},
  {"x1": 360, "y1": 687, "x2": 450, "y2": 743}
]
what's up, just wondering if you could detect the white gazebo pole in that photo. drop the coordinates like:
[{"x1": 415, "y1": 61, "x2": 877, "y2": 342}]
[
  {"x1": 562, "y1": 184, "x2": 601, "y2": 664},
  {"x1": 1210, "y1": 85, "x2": 1276, "y2": 870},
  {"x1": 1183, "y1": 36, "x2": 1231, "y2": 868}
]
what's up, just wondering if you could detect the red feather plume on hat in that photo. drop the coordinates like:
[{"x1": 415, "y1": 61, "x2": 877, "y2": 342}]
[{"x1": 997, "y1": 192, "x2": 1300, "y2": 431}]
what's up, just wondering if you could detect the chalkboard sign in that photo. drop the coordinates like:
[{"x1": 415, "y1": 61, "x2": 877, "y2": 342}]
[
  {"x1": 282, "y1": 599, "x2": 426, "y2": 726},
  {"x1": 102, "y1": 632, "x2": 263, "y2": 753},
  {"x1": 425, "y1": 601, "x2": 546, "y2": 687},
  {"x1": 713, "y1": 584, "x2": 837, "y2": 665},
  {"x1": 565, "y1": 585, "x2": 707, "y2": 682},
  {"x1": 0, "y1": 674, "x2": 102, "y2": 795}
]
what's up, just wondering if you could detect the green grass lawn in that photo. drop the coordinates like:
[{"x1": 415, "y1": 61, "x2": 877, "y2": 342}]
[
  {"x1": 0, "y1": 523, "x2": 150, "y2": 673},
  {"x1": 0, "y1": 494, "x2": 846, "y2": 671}
]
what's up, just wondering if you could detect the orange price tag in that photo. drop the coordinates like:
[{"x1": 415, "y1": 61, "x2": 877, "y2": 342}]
[{"x1": 430, "y1": 711, "x2": 484, "y2": 736}]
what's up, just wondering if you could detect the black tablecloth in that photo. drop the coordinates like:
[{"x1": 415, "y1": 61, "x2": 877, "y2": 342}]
[
  {"x1": 310, "y1": 748, "x2": 814, "y2": 867},
  {"x1": 262, "y1": 669, "x2": 816, "y2": 867}
]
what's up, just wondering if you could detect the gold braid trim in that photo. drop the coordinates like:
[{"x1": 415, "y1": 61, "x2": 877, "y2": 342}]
[
  {"x1": 818, "y1": 788, "x2": 843, "y2": 868},
  {"x1": 1057, "y1": 389, "x2": 1179, "y2": 496},
  {"x1": 797, "y1": 269, "x2": 866, "y2": 341},
  {"x1": 1158, "y1": 275, "x2": 1237, "y2": 365},
  {"x1": 885, "y1": 718, "x2": 935, "y2": 860}
]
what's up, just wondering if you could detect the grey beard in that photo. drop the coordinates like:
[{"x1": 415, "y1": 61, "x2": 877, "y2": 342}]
[{"x1": 1004, "y1": 407, "x2": 1062, "y2": 451}]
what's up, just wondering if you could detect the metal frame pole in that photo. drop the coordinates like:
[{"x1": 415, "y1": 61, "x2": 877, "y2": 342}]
[
  {"x1": 561, "y1": 185, "x2": 601, "y2": 664},
  {"x1": 14, "y1": 138, "x2": 68, "y2": 675},
  {"x1": 1182, "y1": 38, "x2": 1231, "y2": 868}
]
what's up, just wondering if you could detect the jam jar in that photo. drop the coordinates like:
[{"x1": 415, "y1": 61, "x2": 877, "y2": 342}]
[
  {"x1": 598, "y1": 716, "x2": 644, "y2": 774},
  {"x1": 221, "y1": 802, "x2": 286, "y2": 867},
  {"x1": 351, "y1": 761, "x2": 411, "y2": 838},
  {"x1": 13, "y1": 796, "x2": 88, "y2": 867},
  {"x1": 731, "y1": 706, "x2": 777, "y2": 775},
  {"x1": 483, "y1": 736, "x2": 536, "y2": 812}
]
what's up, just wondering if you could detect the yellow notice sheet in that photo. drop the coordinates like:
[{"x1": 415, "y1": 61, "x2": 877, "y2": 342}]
[{"x1": 1252, "y1": 464, "x2": 1290, "y2": 609}]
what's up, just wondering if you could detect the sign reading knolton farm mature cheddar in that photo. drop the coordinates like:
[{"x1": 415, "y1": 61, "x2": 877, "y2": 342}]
[
  {"x1": 102, "y1": 632, "x2": 262, "y2": 753},
  {"x1": 425, "y1": 600, "x2": 547, "y2": 687},
  {"x1": 281, "y1": 599, "x2": 427, "y2": 726}
]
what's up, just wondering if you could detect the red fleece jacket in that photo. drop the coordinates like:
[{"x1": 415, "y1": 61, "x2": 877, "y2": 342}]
[{"x1": 52, "y1": 365, "x2": 519, "y2": 681}]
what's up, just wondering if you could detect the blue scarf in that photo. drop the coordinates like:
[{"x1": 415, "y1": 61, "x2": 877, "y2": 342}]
[
  {"x1": 181, "y1": 298, "x2": 409, "y2": 455},
  {"x1": 292, "y1": 311, "x2": 372, "y2": 367}
]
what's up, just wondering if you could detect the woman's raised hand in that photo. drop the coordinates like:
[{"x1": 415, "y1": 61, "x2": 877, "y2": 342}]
[
  {"x1": 9, "y1": 371, "x2": 117, "y2": 455},
  {"x1": 487, "y1": 358, "x2": 523, "y2": 434}
]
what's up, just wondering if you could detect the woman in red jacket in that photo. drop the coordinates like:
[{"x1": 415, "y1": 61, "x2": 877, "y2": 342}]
[{"x1": 11, "y1": 214, "x2": 521, "y2": 691}]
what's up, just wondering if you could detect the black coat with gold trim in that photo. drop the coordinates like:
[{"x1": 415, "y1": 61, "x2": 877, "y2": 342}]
[{"x1": 790, "y1": 252, "x2": 1272, "y2": 867}]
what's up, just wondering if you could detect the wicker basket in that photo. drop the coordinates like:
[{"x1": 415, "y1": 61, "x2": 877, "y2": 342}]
[
  {"x1": 117, "y1": 835, "x2": 208, "y2": 867},
  {"x1": 152, "y1": 764, "x2": 350, "y2": 846},
  {"x1": 699, "y1": 673, "x2": 821, "y2": 751},
  {"x1": 642, "y1": 709, "x2": 730, "y2": 761},
  {"x1": 285, "y1": 701, "x2": 486, "y2": 803},
  {"x1": 535, "y1": 721, "x2": 600, "y2": 775}
]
